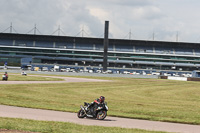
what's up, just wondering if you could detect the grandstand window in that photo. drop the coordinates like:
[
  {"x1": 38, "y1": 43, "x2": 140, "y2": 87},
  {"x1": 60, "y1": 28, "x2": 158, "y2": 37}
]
[{"x1": 0, "y1": 39, "x2": 13, "y2": 46}]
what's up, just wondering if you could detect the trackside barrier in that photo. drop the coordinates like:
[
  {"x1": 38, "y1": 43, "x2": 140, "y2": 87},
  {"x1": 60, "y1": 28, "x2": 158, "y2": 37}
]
[
  {"x1": 187, "y1": 77, "x2": 200, "y2": 81},
  {"x1": 159, "y1": 76, "x2": 200, "y2": 81},
  {"x1": 168, "y1": 76, "x2": 187, "y2": 81}
]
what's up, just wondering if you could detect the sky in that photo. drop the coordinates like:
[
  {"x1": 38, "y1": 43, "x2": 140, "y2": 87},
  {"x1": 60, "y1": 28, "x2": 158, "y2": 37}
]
[{"x1": 0, "y1": 0, "x2": 200, "y2": 43}]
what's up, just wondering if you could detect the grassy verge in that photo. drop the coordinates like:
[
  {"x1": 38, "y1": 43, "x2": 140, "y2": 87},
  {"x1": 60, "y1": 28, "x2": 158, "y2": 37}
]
[
  {"x1": 0, "y1": 117, "x2": 167, "y2": 133},
  {"x1": 0, "y1": 73, "x2": 63, "y2": 81},
  {"x1": 1, "y1": 74, "x2": 200, "y2": 124}
]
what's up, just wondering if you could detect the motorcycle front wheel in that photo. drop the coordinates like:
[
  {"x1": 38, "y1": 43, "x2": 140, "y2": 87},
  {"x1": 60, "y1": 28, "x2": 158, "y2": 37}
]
[
  {"x1": 77, "y1": 109, "x2": 86, "y2": 118},
  {"x1": 96, "y1": 110, "x2": 107, "y2": 120}
]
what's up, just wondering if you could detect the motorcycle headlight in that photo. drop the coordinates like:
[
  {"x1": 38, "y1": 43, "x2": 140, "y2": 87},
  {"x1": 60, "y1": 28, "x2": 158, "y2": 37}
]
[{"x1": 97, "y1": 107, "x2": 102, "y2": 110}]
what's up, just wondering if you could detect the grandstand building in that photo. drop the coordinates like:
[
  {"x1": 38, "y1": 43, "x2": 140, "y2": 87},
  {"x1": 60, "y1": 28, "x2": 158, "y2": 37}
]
[{"x1": 0, "y1": 33, "x2": 200, "y2": 72}]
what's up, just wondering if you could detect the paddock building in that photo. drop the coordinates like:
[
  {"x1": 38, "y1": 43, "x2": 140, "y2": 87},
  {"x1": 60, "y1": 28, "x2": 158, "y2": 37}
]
[{"x1": 0, "y1": 33, "x2": 200, "y2": 73}]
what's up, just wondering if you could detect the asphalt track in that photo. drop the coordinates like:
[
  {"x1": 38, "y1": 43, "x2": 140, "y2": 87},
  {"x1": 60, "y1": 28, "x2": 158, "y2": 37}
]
[
  {"x1": 1, "y1": 105, "x2": 200, "y2": 133},
  {"x1": 0, "y1": 75, "x2": 110, "y2": 84},
  {"x1": 1, "y1": 75, "x2": 200, "y2": 133}
]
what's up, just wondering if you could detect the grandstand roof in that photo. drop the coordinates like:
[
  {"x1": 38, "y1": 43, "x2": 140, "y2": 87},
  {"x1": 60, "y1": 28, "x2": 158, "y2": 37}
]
[{"x1": 0, "y1": 33, "x2": 200, "y2": 49}]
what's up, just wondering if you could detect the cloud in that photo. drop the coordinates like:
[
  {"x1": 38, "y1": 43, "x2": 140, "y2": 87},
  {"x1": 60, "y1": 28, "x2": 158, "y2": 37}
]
[
  {"x1": 0, "y1": 0, "x2": 103, "y2": 37},
  {"x1": 0, "y1": 0, "x2": 199, "y2": 42},
  {"x1": 87, "y1": 0, "x2": 164, "y2": 39},
  {"x1": 87, "y1": 0, "x2": 155, "y2": 7},
  {"x1": 0, "y1": 0, "x2": 162, "y2": 38}
]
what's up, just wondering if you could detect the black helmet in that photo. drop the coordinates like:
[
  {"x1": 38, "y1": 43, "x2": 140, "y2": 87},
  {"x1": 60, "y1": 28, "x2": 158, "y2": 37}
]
[{"x1": 99, "y1": 96, "x2": 105, "y2": 103}]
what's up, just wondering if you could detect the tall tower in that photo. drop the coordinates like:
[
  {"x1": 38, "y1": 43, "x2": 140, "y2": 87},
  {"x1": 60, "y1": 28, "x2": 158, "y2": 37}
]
[{"x1": 103, "y1": 21, "x2": 109, "y2": 72}]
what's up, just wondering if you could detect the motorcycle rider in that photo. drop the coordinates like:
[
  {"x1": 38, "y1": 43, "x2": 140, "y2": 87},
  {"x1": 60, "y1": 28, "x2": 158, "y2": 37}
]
[
  {"x1": 2, "y1": 72, "x2": 8, "y2": 81},
  {"x1": 87, "y1": 96, "x2": 105, "y2": 116},
  {"x1": 94, "y1": 96, "x2": 105, "y2": 104}
]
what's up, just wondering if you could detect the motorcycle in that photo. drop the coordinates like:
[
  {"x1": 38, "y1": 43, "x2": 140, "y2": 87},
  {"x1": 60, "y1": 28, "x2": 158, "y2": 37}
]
[
  {"x1": 77, "y1": 102, "x2": 108, "y2": 120},
  {"x1": 2, "y1": 74, "x2": 8, "y2": 81}
]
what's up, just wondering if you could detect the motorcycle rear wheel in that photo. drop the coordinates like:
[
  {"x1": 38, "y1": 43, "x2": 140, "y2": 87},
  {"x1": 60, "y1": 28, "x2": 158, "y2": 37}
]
[
  {"x1": 77, "y1": 109, "x2": 86, "y2": 118},
  {"x1": 96, "y1": 110, "x2": 107, "y2": 120}
]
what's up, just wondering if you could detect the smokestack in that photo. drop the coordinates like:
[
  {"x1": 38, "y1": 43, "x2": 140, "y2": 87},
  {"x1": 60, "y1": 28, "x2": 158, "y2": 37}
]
[{"x1": 103, "y1": 21, "x2": 109, "y2": 72}]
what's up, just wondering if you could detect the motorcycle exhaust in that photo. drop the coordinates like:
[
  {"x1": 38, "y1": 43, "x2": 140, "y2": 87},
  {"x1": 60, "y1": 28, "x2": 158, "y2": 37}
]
[{"x1": 86, "y1": 114, "x2": 93, "y2": 117}]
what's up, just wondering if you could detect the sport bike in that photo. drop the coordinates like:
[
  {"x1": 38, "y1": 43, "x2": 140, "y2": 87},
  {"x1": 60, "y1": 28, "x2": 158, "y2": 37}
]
[{"x1": 77, "y1": 102, "x2": 108, "y2": 120}]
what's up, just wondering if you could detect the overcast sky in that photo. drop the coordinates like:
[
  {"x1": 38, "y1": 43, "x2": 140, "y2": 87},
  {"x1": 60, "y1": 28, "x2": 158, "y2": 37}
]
[{"x1": 0, "y1": 0, "x2": 200, "y2": 43}]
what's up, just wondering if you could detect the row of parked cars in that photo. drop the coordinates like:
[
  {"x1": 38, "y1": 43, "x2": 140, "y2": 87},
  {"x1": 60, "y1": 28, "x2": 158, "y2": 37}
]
[
  {"x1": 31, "y1": 66, "x2": 192, "y2": 77},
  {"x1": 59, "y1": 68, "x2": 193, "y2": 77}
]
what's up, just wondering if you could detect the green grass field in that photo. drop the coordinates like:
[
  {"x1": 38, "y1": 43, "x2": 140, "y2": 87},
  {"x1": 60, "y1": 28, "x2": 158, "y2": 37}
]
[
  {"x1": 1, "y1": 74, "x2": 200, "y2": 132},
  {"x1": 0, "y1": 117, "x2": 167, "y2": 133},
  {"x1": 0, "y1": 73, "x2": 64, "y2": 81}
]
